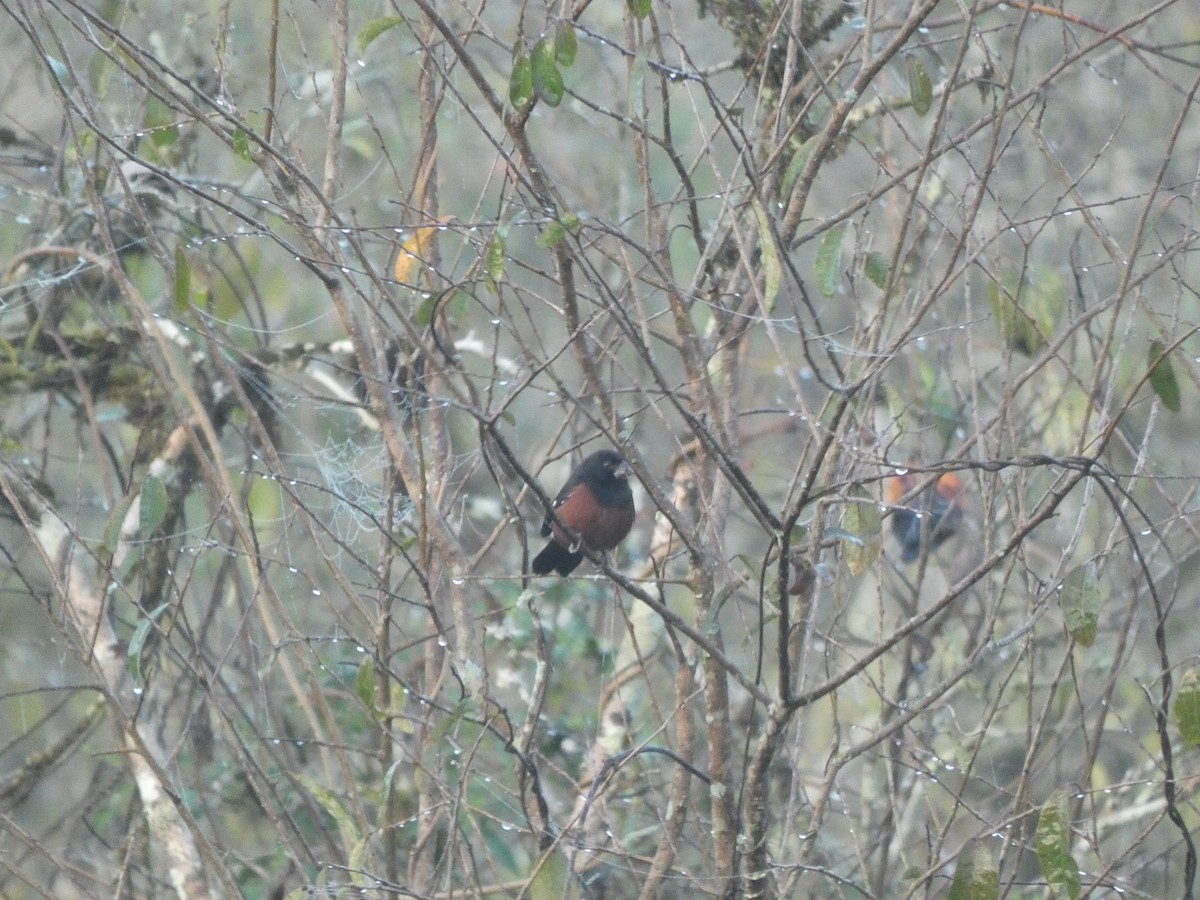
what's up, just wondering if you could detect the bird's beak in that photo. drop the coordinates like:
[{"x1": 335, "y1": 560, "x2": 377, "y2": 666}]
[{"x1": 614, "y1": 460, "x2": 634, "y2": 479}]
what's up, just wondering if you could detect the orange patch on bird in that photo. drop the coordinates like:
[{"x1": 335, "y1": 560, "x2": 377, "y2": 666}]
[{"x1": 886, "y1": 471, "x2": 964, "y2": 563}]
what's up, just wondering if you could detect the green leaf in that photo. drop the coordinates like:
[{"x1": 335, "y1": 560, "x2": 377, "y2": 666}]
[
  {"x1": 356, "y1": 658, "x2": 377, "y2": 714},
  {"x1": 1058, "y1": 562, "x2": 1101, "y2": 647},
  {"x1": 815, "y1": 222, "x2": 846, "y2": 298},
  {"x1": 1147, "y1": 340, "x2": 1181, "y2": 413},
  {"x1": 139, "y1": 473, "x2": 169, "y2": 537},
  {"x1": 478, "y1": 817, "x2": 521, "y2": 879},
  {"x1": 232, "y1": 128, "x2": 253, "y2": 162},
  {"x1": 293, "y1": 773, "x2": 362, "y2": 852},
  {"x1": 100, "y1": 492, "x2": 137, "y2": 555},
  {"x1": 1036, "y1": 790, "x2": 1081, "y2": 899},
  {"x1": 528, "y1": 848, "x2": 572, "y2": 900},
  {"x1": 380, "y1": 759, "x2": 404, "y2": 810},
  {"x1": 128, "y1": 602, "x2": 171, "y2": 687},
  {"x1": 1176, "y1": 667, "x2": 1200, "y2": 745},
  {"x1": 412, "y1": 292, "x2": 458, "y2": 328},
  {"x1": 537, "y1": 221, "x2": 566, "y2": 249},
  {"x1": 840, "y1": 488, "x2": 881, "y2": 577},
  {"x1": 990, "y1": 267, "x2": 1067, "y2": 356},
  {"x1": 532, "y1": 39, "x2": 564, "y2": 107},
  {"x1": 430, "y1": 699, "x2": 473, "y2": 745},
  {"x1": 781, "y1": 135, "x2": 818, "y2": 195},
  {"x1": 173, "y1": 245, "x2": 191, "y2": 312},
  {"x1": 509, "y1": 52, "x2": 533, "y2": 110},
  {"x1": 485, "y1": 234, "x2": 505, "y2": 289},
  {"x1": 751, "y1": 200, "x2": 782, "y2": 314},
  {"x1": 357, "y1": 16, "x2": 405, "y2": 52},
  {"x1": 864, "y1": 251, "x2": 890, "y2": 289},
  {"x1": 627, "y1": 0, "x2": 652, "y2": 18},
  {"x1": 948, "y1": 842, "x2": 999, "y2": 900},
  {"x1": 554, "y1": 23, "x2": 578, "y2": 67},
  {"x1": 907, "y1": 56, "x2": 933, "y2": 116},
  {"x1": 144, "y1": 97, "x2": 179, "y2": 148},
  {"x1": 445, "y1": 290, "x2": 470, "y2": 324}
]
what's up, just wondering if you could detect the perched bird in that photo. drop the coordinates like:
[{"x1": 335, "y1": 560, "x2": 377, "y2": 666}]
[
  {"x1": 531, "y1": 449, "x2": 636, "y2": 576},
  {"x1": 886, "y1": 471, "x2": 964, "y2": 563}
]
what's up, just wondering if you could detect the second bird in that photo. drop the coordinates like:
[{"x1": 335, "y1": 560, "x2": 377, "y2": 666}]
[{"x1": 531, "y1": 449, "x2": 636, "y2": 576}]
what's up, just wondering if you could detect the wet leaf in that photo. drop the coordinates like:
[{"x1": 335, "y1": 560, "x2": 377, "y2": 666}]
[
  {"x1": 815, "y1": 222, "x2": 846, "y2": 298},
  {"x1": 293, "y1": 773, "x2": 361, "y2": 851},
  {"x1": 145, "y1": 97, "x2": 179, "y2": 148},
  {"x1": 781, "y1": 135, "x2": 818, "y2": 195},
  {"x1": 232, "y1": 128, "x2": 254, "y2": 162},
  {"x1": 988, "y1": 279, "x2": 1044, "y2": 356},
  {"x1": 528, "y1": 848, "x2": 571, "y2": 900},
  {"x1": 356, "y1": 658, "x2": 377, "y2": 714},
  {"x1": 1176, "y1": 667, "x2": 1200, "y2": 745},
  {"x1": 840, "y1": 488, "x2": 881, "y2": 577},
  {"x1": 751, "y1": 200, "x2": 781, "y2": 314},
  {"x1": 948, "y1": 841, "x2": 999, "y2": 900},
  {"x1": 907, "y1": 56, "x2": 933, "y2": 116},
  {"x1": 554, "y1": 22, "x2": 577, "y2": 67},
  {"x1": 102, "y1": 493, "x2": 137, "y2": 554},
  {"x1": 1058, "y1": 562, "x2": 1101, "y2": 647},
  {"x1": 531, "y1": 39, "x2": 564, "y2": 106},
  {"x1": 1147, "y1": 340, "x2": 1181, "y2": 413},
  {"x1": 627, "y1": 0, "x2": 652, "y2": 18},
  {"x1": 537, "y1": 220, "x2": 566, "y2": 249},
  {"x1": 1036, "y1": 790, "x2": 1081, "y2": 899},
  {"x1": 395, "y1": 220, "x2": 445, "y2": 284},
  {"x1": 509, "y1": 52, "x2": 533, "y2": 110},
  {"x1": 128, "y1": 602, "x2": 170, "y2": 687},
  {"x1": 357, "y1": 16, "x2": 405, "y2": 52},
  {"x1": 485, "y1": 233, "x2": 505, "y2": 289},
  {"x1": 140, "y1": 473, "x2": 168, "y2": 536},
  {"x1": 173, "y1": 245, "x2": 191, "y2": 312},
  {"x1": 864, "y1": 251, "x2": 890, "y2": 289}
]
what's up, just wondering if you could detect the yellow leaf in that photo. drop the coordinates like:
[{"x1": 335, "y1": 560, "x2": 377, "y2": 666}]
[{"x1": 394, "y1": 217, "x2": 450, "y2": 284}]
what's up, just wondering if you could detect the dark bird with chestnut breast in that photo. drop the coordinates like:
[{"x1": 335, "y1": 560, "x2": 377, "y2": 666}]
[
  {"x1": 531, "y1": 449, "x2": 636, "y2": 576},
  {"x1": 886, "y1": 471, "x2": 965, "y2": 563}
]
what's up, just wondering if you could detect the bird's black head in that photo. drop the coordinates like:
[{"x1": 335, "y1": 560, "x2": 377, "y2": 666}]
[{"x1": 579, "y1": 449, "x2": 633, "y2": 483}]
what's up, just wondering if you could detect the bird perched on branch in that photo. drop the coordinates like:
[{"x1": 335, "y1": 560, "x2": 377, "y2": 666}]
[
  {"x1": 531, "y1": 449, "x2": 636, "y2": 576},
  {"x1": 886, "y1": 471, "x2": 964, "y2": 563}
]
